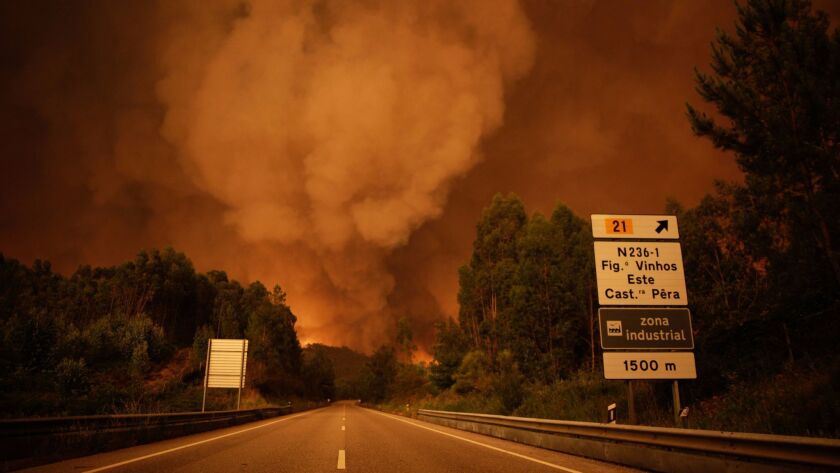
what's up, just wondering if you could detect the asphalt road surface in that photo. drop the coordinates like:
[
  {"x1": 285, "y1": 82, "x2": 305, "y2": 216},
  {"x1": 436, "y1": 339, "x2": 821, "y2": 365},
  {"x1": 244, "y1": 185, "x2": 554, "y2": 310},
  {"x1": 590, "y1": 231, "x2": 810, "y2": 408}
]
[{"x1": 25, "y1": 402, "x2": 641, "y2": 473}]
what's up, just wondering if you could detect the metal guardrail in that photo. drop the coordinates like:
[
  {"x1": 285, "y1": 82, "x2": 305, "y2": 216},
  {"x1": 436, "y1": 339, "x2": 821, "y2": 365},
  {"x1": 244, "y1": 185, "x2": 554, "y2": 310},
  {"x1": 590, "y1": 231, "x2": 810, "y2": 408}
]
[
  {"x1": 417, "y1": 409, "x2": 840, "y2": 472},
  {"x1": 1, "y1": 405, "x2": 290, "y2": 436},
  {"x1": 1, "y1": 405, "x2": 292, "y2": 472}
]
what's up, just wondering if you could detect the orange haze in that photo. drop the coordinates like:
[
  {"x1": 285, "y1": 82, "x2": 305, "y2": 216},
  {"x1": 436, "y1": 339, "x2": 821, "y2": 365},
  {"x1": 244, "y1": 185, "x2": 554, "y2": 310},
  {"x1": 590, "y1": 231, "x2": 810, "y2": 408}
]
[{"x1": 2, "y1": 1, "x2": 837, "y2": 353}]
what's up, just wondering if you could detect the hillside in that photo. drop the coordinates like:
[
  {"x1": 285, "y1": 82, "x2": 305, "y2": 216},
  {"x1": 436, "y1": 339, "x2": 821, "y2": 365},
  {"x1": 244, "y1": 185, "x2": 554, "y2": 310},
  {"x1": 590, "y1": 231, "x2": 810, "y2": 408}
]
[
  {"x1": 0, "y1": 248, "x2": 320, "y2": 417},
  {"x1": 304, "y1": 344, "x2": 368, "y2": 381},
  {"x1": 303, "y1": 343, "x2": 369, "y2": 399}
]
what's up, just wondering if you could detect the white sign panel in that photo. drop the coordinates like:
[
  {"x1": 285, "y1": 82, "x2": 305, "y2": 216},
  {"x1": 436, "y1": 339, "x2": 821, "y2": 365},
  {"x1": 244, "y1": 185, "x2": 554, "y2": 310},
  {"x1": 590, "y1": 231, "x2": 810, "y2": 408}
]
[
  {"x1": 591, "y1": 214, "x2": 679, "y2": 240},
  {"x1": 207, "y1": 339, "x2": 248, "y2": 388},
  {"x1": 603, "y1": 352, "x2": 697, "y2": 379},
  {"x1": 594, "y1": 241, "x2": 688, "y2": 306}
]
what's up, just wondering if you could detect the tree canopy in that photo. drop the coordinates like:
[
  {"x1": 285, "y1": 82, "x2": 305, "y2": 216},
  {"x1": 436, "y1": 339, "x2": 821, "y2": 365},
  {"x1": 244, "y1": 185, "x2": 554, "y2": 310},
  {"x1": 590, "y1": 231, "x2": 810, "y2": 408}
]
[
  {"x1": 0, "y1": 248, "x2": 318, "y2": 416},
  {"x1": 687, "y1": 0, "x2": 840, "y2": 290}
]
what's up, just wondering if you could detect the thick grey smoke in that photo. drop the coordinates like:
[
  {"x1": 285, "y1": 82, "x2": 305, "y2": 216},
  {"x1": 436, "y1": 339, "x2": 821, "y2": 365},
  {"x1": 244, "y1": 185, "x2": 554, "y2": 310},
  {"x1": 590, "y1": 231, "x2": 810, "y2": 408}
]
[
  {"x1": 155, "y1": 0, "x2": 535, "y2": 348},
  {"x1": 12, "y1": 1, "x2": 829, "y2": 354}
]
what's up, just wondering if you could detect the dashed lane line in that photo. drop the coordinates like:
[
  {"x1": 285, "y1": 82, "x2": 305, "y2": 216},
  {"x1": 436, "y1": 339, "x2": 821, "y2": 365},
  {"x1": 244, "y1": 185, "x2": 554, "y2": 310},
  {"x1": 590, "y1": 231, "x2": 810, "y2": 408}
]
[
  {"x1": 337, "y1": 449, "x2": 346, "y2": 469},
  {"x1": 369, "y1": 410, "x2": 584, "y2": 473}
]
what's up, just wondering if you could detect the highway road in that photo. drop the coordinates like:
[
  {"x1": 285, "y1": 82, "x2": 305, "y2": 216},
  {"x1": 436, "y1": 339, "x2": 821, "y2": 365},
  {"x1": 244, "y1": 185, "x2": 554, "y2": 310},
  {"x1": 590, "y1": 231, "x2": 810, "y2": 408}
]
[{"x1": 24, "y1": 402, "x2": 641, "y2": 473}]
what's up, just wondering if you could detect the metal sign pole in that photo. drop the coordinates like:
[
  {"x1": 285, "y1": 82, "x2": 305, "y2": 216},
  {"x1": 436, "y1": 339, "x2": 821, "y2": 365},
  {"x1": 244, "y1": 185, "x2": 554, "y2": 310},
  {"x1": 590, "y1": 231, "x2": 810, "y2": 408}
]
[
  {"x1": 202, "y1": 339, "x2": 212, "y2": 413},
  {"x1": 672, "y1": 380, "x2": 682, "y2": 427},
  {"x1": 628, "y1": 381, "x2": 637, "y2": 424},
  {"x1": 237, "y1": 339, "x2": 246, "y2": 410}
]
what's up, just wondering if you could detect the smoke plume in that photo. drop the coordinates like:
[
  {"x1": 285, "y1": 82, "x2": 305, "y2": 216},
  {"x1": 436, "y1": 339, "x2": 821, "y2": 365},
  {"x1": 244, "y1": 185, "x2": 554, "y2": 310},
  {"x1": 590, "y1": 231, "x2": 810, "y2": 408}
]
[
  {"x1": 6, "y1": 1, "x2": 836, "y2": 353},
  {"x1": 155, "y1": 0, "x2": 534, "y2": 348},
  {"x1": 0, "y1": 0, "x2": 534, "y2": 351}
]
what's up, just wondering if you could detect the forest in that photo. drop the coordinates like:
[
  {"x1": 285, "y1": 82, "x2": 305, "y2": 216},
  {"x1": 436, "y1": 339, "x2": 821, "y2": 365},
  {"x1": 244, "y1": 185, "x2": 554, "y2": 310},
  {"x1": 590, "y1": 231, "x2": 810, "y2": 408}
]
[
  {"x1": 353, "y1": 0, "x2": 840, "y2": 437},
  {"x1": 0, "y1": 248, "x2": 335, "y2": 416},
  {"x1": 1, "y1": 0, "x2": 837, "y2": 438}
]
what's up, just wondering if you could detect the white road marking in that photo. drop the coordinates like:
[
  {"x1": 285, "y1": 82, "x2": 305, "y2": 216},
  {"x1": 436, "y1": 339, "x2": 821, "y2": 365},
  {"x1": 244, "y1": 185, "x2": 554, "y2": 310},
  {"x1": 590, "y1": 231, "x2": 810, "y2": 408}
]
[
  {"x1": 81, "y1": 410, "x2": 317, "y2": 472},
  {"x1": 337, "y1": 449, "x2": 346, "y2": 469},
  {"x1": 341, "y1": 425, "x2": 345, "y2": 431},
  {"x1": 370, "y1": 410, "x2": 584, "y2": 473}
]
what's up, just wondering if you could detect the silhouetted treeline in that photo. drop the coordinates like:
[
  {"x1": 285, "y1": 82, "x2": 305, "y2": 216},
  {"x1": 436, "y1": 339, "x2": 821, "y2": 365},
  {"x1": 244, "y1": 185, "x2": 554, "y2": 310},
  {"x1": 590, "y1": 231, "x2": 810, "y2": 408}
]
[
  {"x1": 304, "y1": 344, "x2": 369, "y2": 399},
  {"x1": 422, "y1": 196, "x2": 604, "y2": 414},
  {"x1": 0, "y1": 248, "x2": 334, "y2": 416},
  {"x1": 366, "y1": 0, "x2": 840, "y2": 436}
]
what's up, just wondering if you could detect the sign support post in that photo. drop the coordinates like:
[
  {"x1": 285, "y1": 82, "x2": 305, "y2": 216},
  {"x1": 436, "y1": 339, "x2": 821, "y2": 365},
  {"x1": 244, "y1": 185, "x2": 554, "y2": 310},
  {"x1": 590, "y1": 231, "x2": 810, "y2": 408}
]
[
  {"x1": 628, "y1": 381, "x2": 636, "y2": 424},
  {"x1": 201, "y1": 338, "x2": 212, "y2": 413},
  {"x1": 672, "y1": 380, "x2": 682, "y2": 427},
  {"x1": 237, "y1": 339, "x2": 246, "y2": 410}
]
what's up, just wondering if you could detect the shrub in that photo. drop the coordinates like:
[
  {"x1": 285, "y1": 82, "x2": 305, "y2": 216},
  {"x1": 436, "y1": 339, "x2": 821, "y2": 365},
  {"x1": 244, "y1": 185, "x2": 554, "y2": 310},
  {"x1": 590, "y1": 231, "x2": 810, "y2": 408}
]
[
  {"x1": 452, "y1": 350, "x2": 492, "y2": 394},
  {"x1": 493, "y1": 350, "x2": 525, "y2": 414},
  {"x1": 55, "y1": 357, "x2": 89, "y2": 396},
  {"x1": 515, "y1": 370, "x2": 631, "y2": 423},
  {"x1": 691, "y1": 363, "x2": 840, "y2": 437}
]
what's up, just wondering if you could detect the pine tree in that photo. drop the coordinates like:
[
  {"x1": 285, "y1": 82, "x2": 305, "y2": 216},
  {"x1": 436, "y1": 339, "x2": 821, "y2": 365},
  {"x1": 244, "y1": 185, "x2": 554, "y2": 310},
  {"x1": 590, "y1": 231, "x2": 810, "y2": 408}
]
[{"x1": 686, "y1": 0, "x2": 840, "y2": 289}]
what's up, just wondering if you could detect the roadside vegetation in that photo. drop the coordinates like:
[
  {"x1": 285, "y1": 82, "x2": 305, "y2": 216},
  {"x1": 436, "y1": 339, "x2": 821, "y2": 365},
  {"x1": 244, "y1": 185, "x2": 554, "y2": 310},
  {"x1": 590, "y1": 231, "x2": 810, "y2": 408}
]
[
  {"x1": 1, "y1": 0, "x2": 836, "y2": 438},
  {"x1": 353, "y1": 0, "x2": 840, "y2": 438},
  {"x1": 0, "y1": 247, "x2": 335, "y2": 417}
]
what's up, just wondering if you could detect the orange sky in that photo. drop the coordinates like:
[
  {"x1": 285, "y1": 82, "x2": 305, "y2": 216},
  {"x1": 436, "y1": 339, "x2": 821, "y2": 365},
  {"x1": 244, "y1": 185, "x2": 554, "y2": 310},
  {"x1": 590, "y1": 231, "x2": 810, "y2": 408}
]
[{"x1": 2, "y1": 1, "x2": 836, "y2": 354}]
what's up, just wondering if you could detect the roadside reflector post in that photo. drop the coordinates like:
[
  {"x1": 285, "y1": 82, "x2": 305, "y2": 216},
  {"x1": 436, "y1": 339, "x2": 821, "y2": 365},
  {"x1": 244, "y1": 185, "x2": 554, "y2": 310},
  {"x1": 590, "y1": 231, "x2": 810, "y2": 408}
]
[
  {"x1": 680, "y1": 406, "x2": 690, "y2": 428},
  {"x1": 607, "y1": 403, "x2": 617, "y2": 424}
]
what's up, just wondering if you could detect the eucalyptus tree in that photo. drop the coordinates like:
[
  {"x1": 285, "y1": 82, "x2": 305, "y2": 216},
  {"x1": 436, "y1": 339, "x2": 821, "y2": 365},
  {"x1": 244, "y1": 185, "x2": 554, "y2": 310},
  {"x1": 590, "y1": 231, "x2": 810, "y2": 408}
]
[{"x1": 457, "y1": 193, "x2": 527, "y2": 364}]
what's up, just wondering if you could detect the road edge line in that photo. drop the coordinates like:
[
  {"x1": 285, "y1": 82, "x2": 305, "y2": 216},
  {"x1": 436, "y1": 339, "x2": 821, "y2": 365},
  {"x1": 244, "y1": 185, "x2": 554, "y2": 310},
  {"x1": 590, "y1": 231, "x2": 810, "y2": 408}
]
[
  {"x1": 369, "y1": 409, "x2": 584, "y2": 473},
  {"x1": 83, "y1": 409, "x2": 318, "y2": 472}
]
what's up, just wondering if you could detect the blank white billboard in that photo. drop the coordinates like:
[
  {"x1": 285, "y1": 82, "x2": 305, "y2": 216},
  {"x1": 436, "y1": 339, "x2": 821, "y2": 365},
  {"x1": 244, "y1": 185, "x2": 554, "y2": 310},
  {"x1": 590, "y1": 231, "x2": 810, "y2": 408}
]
[{"x1": 206, "y1": 339, "x2": 248, "y2": 388}]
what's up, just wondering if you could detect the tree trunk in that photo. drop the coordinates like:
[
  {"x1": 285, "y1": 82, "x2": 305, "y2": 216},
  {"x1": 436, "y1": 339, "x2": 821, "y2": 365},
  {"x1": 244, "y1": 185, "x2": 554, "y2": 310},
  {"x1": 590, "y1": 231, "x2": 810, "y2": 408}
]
[
  {"x1": 801, "y1": 164, "x2": 840, "y2": 288},
  {"x1": 813, "y1": 206, "x2": 840, "y2": 288},
  {"x1": 490, "y1": 292, "x2": 498, "y2": 365},
  {"x1": 543, "y1": 264, "x2": 556, "y2": 380},
  {"x1": 588, "y1": 282, "x2": 596, "y2": 372}
]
